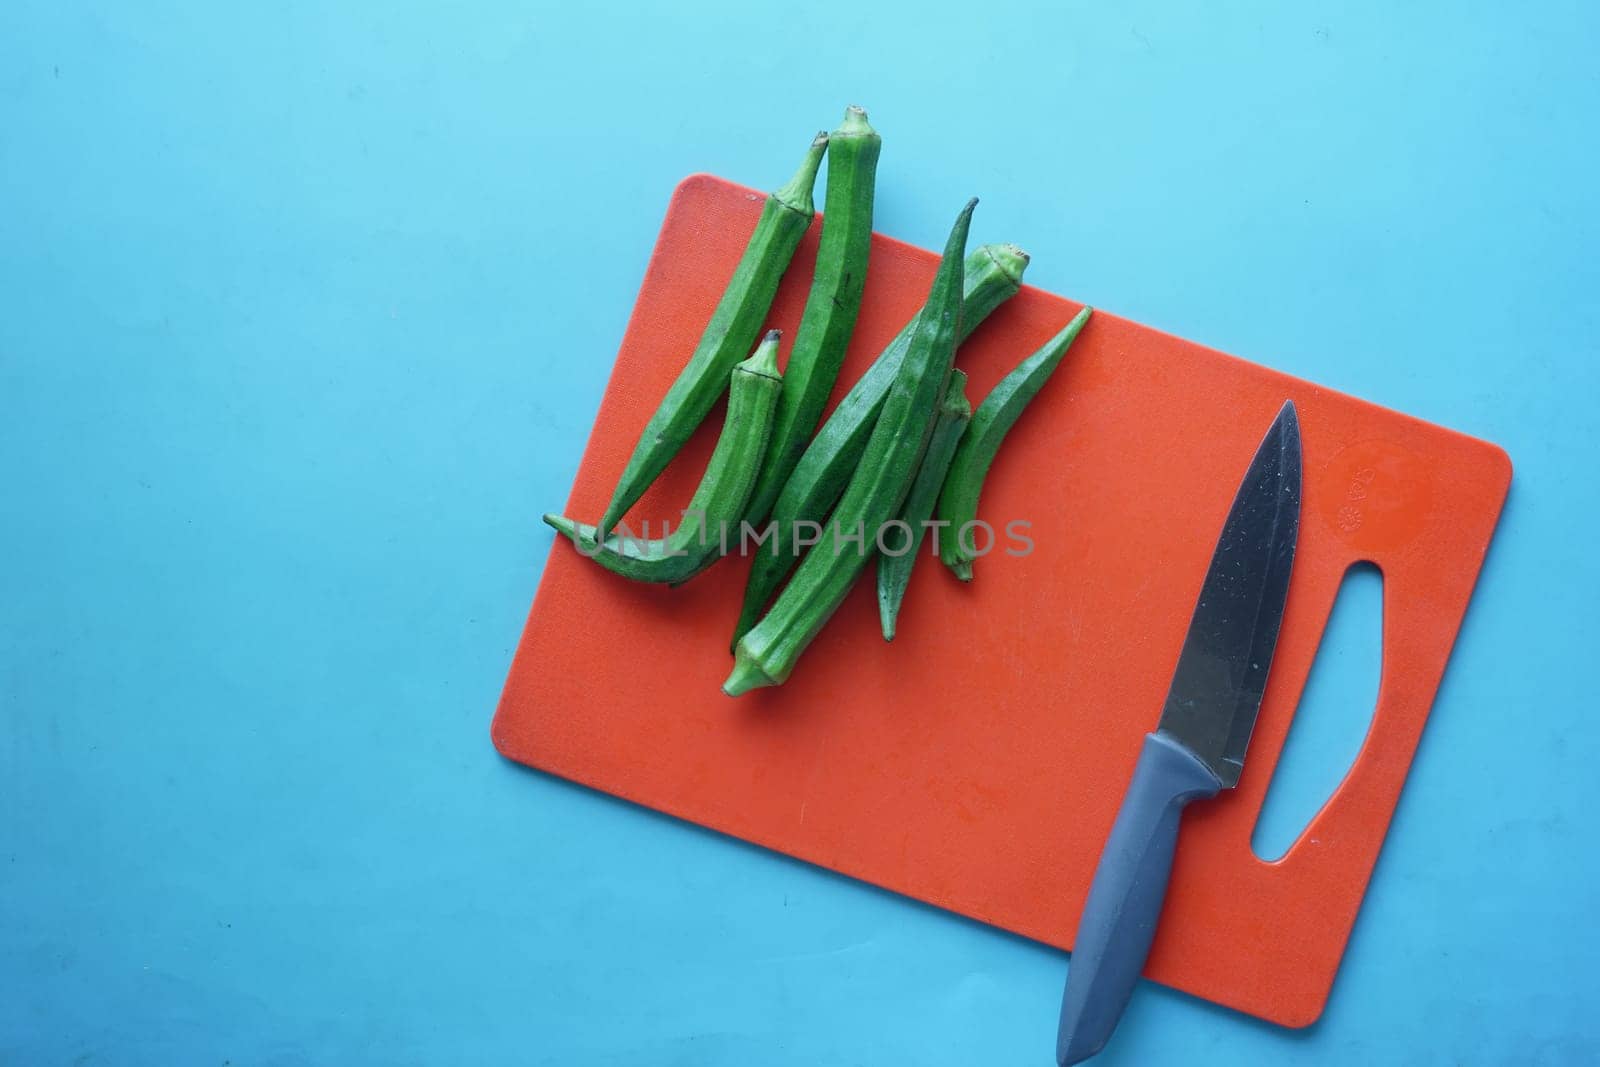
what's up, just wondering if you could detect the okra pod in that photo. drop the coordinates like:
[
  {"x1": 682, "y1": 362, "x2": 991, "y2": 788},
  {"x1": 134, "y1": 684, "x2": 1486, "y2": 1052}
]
[
  {"x1": 875, "y1": 368, "x2": 972, "y2": 640},
  {"x1": 730, "y1": 243, "x2": 1029, "y2": 648},
  {"x1": 547, "y1": 332, "x2": 783, "y2": 584},
  {"x1": 743, "y1": 106, "x2": 882, "y2": 527},
  {"x1": 724, "y1": 200, "x2": 977, "y2": 695},
  {"x1": 596, "y1": 133, "x2": 827, "y2": 541},
  {"x1": 936, "y1": 306, "x2": 1093, "y2": 579}
]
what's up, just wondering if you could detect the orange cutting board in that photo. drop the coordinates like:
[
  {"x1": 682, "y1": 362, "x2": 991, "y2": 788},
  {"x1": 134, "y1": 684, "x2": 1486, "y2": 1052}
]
[{"x1": 492, "y1": 174, "x2": 1511, "y2": 1027}]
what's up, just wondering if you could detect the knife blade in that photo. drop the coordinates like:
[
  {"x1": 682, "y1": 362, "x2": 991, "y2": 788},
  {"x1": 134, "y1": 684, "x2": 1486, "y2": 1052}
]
[{"x1": 1056, "y1": 400, "x2": 1302, "y2": 1065}]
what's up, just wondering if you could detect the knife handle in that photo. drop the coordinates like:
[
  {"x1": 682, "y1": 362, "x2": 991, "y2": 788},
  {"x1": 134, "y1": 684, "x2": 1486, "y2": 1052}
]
[{"x1": 1056, "y1": 731, "x2": 1222, "y2": 1066}]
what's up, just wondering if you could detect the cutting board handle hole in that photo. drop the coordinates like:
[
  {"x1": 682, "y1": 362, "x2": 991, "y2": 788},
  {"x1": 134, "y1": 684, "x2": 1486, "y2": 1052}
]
[{"x1": 1251, "y1": 561, "x2": 1384, "y2": 862}]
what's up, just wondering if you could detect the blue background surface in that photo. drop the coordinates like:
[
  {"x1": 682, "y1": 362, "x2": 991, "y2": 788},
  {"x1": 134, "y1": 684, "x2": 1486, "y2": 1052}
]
[{"x1": 3, "y1": 2, "x2": 1595, "y2": 1063}]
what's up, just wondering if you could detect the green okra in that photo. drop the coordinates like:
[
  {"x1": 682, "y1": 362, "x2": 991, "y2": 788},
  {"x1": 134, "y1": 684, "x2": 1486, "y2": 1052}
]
[
  {"x1": 876, "y1": 368, "x2": 972, "y2": 641},
  {"x1": 595, "y1": 133, "x2": 827, "y2": 542},
  {"x1": 724, "y1": 200, "x2": 977, "y2": 696},
  {"x1": 729, "y1": 243, "x2": 1029, "y2": 649},
  {"x1": 546, "y1": 332, "x2": 783, "y2": 584},
  {"x1": 936, "y1": 306, "x2": 1094, "y2": 580},
  {"x1": 743, "y1": 106, "x2": 883, "y2": 529}
]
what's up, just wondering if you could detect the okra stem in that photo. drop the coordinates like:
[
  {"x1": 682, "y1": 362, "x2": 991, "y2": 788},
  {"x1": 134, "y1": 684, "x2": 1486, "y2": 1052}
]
[
  {"x1": 729, "y1": 243, "x2": 1029, "y2": 649},
  {"x1": 595, "y1": 133, "x2": 827, "y2": 542},
  {"x1": 550, "y1": 331, "x2": 784, "y2": 584},
  {"x1": 725, "y1": 200, "x2": 978, "y2": 695},
  {"x1": 743, "y1": 106, "x2": 882, "y2": 527}
]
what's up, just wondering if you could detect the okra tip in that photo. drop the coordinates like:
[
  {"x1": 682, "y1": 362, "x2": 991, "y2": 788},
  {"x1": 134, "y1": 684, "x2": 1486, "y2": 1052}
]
[
  {"x1": 543, "y1": 512, "x2": 585, "y2": 546},
  {"x1": 1037, "y1": 305, "x2": 1094, "y2": 361},
  {"x1": 929, "y1": 199, "x2": 978, "y2": 272},
  {"x1": 722, "y1": 648, "x2": 777, "y2": 697},
  {"x1": 951, "y1": 558, "x2": 973, "y2": 582},
  {"x1": 943, "y1": 198, "x2": 979, "y2": 250}
]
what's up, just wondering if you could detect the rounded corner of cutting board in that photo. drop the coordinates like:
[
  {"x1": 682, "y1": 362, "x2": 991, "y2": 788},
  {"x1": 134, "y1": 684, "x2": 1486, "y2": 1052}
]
[
  {"x1": 669, "y1": 171, "x2": 732, "y2": 206},
  {"x1": 1484, "y1": 440, "x2": 1514, "y2": 489}
]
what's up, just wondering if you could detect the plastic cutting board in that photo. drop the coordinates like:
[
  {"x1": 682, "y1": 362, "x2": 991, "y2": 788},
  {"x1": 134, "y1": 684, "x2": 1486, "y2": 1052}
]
[{"x1": 492, "y1": 174, "x2": 1512, "y2": 1026}]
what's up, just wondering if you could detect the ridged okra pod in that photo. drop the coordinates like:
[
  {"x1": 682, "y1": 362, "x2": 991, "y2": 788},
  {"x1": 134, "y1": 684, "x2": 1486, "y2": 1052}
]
[
  {"x1": 596, "y1": 133, "x2": 827, "y2": 541},
  {"x1": 730, "y1": 243, "x2": 1029, "y2": 648},
  {"x1": 876, "y1": 369, "x2": 972, "y2": 640},
  {"x1": 937, "y1": 306, "x2": 1093, "y2": 579},
  {"x1": 743, "y1": 106, "x2": 882, "y2": 526},
  {"x1": 547, "y1": 332, "x2": 784, "y2": 584},
  {"x1": 724, "y1": 200, "x2": 977, "y2": 695}
]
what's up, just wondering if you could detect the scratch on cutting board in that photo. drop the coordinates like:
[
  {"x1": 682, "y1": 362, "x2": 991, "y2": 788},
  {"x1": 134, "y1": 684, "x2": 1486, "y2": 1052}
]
[{"x1": 797, "y1": 733, "x2": 830, "y2": 829}]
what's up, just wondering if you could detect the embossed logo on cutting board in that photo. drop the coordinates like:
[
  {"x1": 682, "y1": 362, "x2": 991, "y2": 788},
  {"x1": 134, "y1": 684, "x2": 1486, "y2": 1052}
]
[{"x1": 1319, "y1": 439, "x2": 1433, "y2": 552}]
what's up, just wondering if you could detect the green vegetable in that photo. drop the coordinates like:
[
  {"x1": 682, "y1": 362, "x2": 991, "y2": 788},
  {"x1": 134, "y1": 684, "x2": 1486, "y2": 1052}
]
[
  {"x1": 729, "y1": 243, "x2": 1029, "y2": 649},
  {"x1": 546, "y1": 332, "x2": 783, "y2": 584},
  {"x1": 724, "y1": 200, "x2": 977, "y2": 695},
  {"x1": 595, "y1": 133, "x2": 827, "y2": 541},
  {"x1": 744, "y1": 106, "x2": 882, "y2": 529},
  {"x1": 936, "y1": 306, "x2": 1093, "y2": 580},
  {"x1": 875, "y1": 368, "x2": 971, "y2": 640}
]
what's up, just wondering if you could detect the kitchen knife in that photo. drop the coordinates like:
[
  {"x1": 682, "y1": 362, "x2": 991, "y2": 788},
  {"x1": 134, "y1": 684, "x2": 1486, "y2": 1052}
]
[{"x1": 1056, "y1": 400, "x2": 1302, "y2": 1065}]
